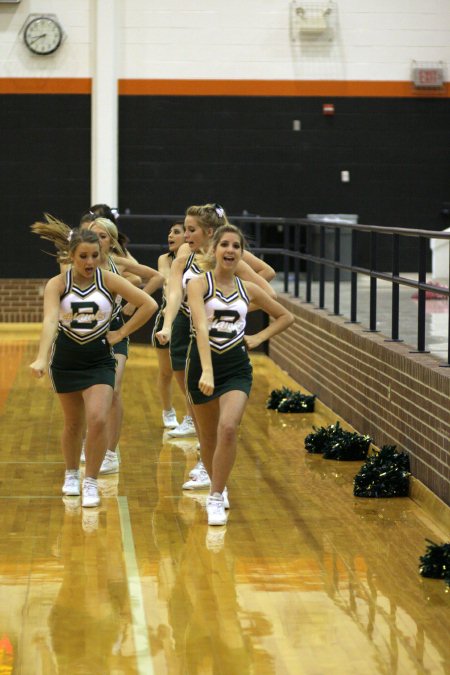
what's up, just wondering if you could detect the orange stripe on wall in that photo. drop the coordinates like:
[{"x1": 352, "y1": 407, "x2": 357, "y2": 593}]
[
  {"x1": 118, "y1": 78, "x2": 450, "y2": 98},
  {"x1": 0, "y1": 77, "x2": 448, "y2": 98},
  {"x1": 0, "y1": 78, "x2": 91, "y2": 94}
]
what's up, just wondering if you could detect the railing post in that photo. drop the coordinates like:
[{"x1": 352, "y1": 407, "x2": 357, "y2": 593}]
[
  {"x1": 349, "y1": 229, "x2": 358, "y2": 323},
  {"x1": 414, "y1": 236, "x2": 428, "y2": 353},
  {"x1": 386, "y1": 234, "x2": 403, "y2": 342},
  {"x1": 294, "y1": 223, "x2": 300, "y2": 298},
  {"x1": 333, "y1": 226, "x2": 340, "y2": 315},
  {"x1": 283, "y1": 223, "x2": 290, "y2": 293},
  {"x1": 306, "y1": 225, "x2": 312, "y2": 303},
  {"x1": 318, "y1": 225, "x2": 325, "y2": 309},
  {"x1": 368, "y1": 231, "x2": 378, "y2": 332}
]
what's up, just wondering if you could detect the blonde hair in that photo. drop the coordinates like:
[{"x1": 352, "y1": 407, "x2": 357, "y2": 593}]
[
  {"x1": 88, "y1": 217, "x2": 126, "y2": 257},
  {"x1": 31, "y1": 214, "x2": 73, "y2": 264}
]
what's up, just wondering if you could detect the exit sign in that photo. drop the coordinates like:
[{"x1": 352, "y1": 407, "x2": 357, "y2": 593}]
[{"x1": 412, "y1": 66, "x2": 444, "y2": 89}]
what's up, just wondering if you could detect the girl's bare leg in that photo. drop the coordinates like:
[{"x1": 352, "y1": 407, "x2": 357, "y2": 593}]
[{"x1": 82, "y1": 384, "x2": 114, "y2": 478}]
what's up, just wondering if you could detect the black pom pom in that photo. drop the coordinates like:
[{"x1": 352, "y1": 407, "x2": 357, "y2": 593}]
[
  {"x1": 277, "y1": 392, "x2": 316, "y2": 413},
  {"x1": 353, "y1": 445, "x2": 410, "y2": 497},
  {"x1": 266, "y1": 387, "x2": 293, "y2": 410},
  {"x1": 305, "y1": 421, "x2": 342, "y2": 454},
  {"x1": 419, "y1": 539, "x2": 450, "y2": 585},
  {"x1": 305, "y1": 421, "x2": 371, "y2": 460},
  {"x1": 266, "y1": 388, "x2": 315, "y2": 413}
]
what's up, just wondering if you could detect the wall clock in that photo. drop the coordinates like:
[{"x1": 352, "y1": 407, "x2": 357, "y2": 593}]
[{"x1": 24, "y1": 15, "x2": 63, "y2": 55}]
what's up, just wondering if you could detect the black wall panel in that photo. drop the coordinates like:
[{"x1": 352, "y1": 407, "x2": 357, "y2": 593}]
[
  {"x1": 118, "y1": 95, "x2": 450, "y2": 271},
  {"x1": 1, "y1": 93, "x2": 449, "y2": 278},
  {"x1": 0, "y1": 94, "x2": 91, "y2": 278}
]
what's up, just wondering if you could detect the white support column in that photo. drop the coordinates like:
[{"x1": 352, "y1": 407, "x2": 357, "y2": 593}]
[{"x1": 91, "y1": 0, "x2": 118, "y2": 208}]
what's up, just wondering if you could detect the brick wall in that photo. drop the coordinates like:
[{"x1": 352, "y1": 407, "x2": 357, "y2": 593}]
[
  {"x1": 0, "y1": 280, "x2": 45, "y2": 323},
  {"x1": 270, "y1": 294, "x2": 450, "y2": 506}
]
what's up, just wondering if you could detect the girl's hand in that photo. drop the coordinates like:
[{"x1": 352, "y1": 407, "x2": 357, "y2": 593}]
[
  {"x1": 244, "y1": 334, "x2": 261, "y2": 351},
  {"x1": 106, "y1": 330, "x2": 125, "y2": 346},
  {"x1": 122, "y1": 302, "x2": 136, "y2": 317},
  {"x1": 199, "y1": 370, "x2": 214, "y2": 396},
  {"x1": 156, "y1": 327, "x2": 171, "y2": 345},
  {"x1": 30, "y1": 359, "x2": 47, "y2": 378}
]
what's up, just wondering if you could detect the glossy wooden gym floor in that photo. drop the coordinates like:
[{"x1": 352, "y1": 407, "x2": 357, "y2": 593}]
[{"x1": 0, "y1": 326, "x2": 449, "y2": 675}]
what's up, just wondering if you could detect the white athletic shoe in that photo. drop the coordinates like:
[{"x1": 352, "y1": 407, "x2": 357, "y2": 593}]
[
  {"x1": 62, "y1": 470, "x2": 80, "y2": 496},
  {"x1": 182, "y1": 468, "x2": 211, "y2": 490},
  {"x1": 82, "y1": 479, "x2": 100, "y2": 508},
  {"x1": 162, "y1": 408, "x2": 179, "y2": 428},
  {"x1": 167, "y1": 416, "x2": 196, "y2": 438},
  {"x1": 189, "y1": 460, "x2": 206, "y2": 479},
  {"x1": 99, "y1": 450, "x2": 120, "y2": 475},
  {"x1": 206, "y1": 494, "x2": 227, "y2": 526}
]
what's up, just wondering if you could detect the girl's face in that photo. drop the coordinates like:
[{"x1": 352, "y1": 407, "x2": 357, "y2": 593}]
[
  {"x1": 70, "y1": 243, "x2": 101, "y2": 278},
  {"x1": 168, "y1": 224, "x2": 185, "y2": 253},
  {"x1": 90, "y1": 225, "x2": 111, "y2": 254},
  {"x1": 214, "y1": 232, "x2": 243, "y2": 269},
  {"x1": 184, "y1": 215, "x2": 211, "y2": 252}
]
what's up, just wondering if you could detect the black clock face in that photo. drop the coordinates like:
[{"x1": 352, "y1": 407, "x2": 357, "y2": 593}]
[{"x1": 24, "y1": 17, "x2": 62, "y2": 55}]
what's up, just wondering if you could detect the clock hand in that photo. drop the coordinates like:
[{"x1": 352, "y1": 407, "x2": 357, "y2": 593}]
[{"x1": 30, "y1": 33, "x2": 47, "y2": 44}]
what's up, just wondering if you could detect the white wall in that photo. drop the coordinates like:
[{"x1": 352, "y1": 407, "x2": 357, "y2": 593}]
[{"x1": 0, "y1": 0, "x2": 449, "y2": 81}]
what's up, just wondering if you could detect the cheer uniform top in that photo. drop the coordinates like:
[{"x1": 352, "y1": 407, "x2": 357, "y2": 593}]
[
  {"x1": 170, "y1": 252, "x2": 203, "y2": 371},
  {"x1": 107, "y1": 256, "x2": 129, "y2": 358},
  {"x1": 186, "y1": 270, "x2": 253, "y2": 404},
  {"x1": 49, "y1": 267, "x2": 116, "y2": 393}
]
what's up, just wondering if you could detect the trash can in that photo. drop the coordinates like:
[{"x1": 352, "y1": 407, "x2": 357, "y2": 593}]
[{"x1": 307, "y1": 214, "x2": 357, "y2": 281}]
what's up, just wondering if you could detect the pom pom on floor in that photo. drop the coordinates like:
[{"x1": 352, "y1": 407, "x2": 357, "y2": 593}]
[
  {"x1": 305, "y1": 421, "x2": 371, "y2": 460},
  {"x1": 266, "y1": 388, "x2": 315, "y2": 413},
  {"x1": 353, "y1": 445, "x2": 410, "y2": 498},
  {"x1": 419, "y1": 540, "x2": 450, "y2": 585}
]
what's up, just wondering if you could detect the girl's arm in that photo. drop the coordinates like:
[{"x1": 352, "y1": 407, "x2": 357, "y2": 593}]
[
  {"x1": 103, "y1": 271, "x2": 157, "y2": 345},
  {"x1": 187, "y1": 276, "x2": 214, "y2": 396},
  {"x1": 243, "y1": 282, "x2": 294, "y2": 351},
  {"x1": 112, "y1": 254, "x2": 164, "y2": 315},
  {"x1": 30, "y1": 276, "x2": 64, "y2": 377},
  {"x1": 158, "y1": 253, "x2": 172, "y2": 284},
  {"x1": 155, "y1": 255, "x2": 187, "y2": 345},
  {"x1": 235, "y1": 259, "x2": 277, "y2": 298},
  {"x1": 242, "y1": 250, "x2": 276, "y2": 281}
]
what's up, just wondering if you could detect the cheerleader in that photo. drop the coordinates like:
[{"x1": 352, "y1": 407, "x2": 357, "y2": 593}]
[
  {"x1": 186, "y1": 224, "x2": 293, "y2": 525},
  {"x1": 30, "y1": 228, "x2": 156, "y2": 508},
  {"x1": 156, "y1": 204, "x2": 276, "y2": 489},
  {"x1": 151, "y1": 222, "x2": 186, "y2": 428}
]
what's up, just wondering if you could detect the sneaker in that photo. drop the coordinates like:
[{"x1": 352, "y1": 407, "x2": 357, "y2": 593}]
[
  {"x1": 99, "y1": 450, "x2": 120, "y2": 475},
  {"x1": 182, "y1": 469, "x2": 211, "y2": 490},
  {"x1": 206, "y1": 494, "x2": 227, "y2": 526},
  {"x1": 82, "y1": 478, "x2": 100, "y2": 508},
  {"x1": 167, "y1": 416, "x2": 196, "y2": 438},
  {"x1": 222, "y1": 486, "x2": 230, "y2": 510},
  {"x1": 189, "y1": 460, "x2": 206, "y2": 479},
  {"x1": 62, "y1": 470, "x2": 80, "y2": 496},
  {"x1": 162, "y1": 408, "x2": 178, "y2": 428}
]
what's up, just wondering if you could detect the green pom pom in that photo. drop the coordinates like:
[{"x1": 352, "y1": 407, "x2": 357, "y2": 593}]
[
  {"x1": 305, "y1": 421, "x2": 371, "y2": 460},
  {"x1": 266, "y1": 388, "x2": 315, "y2": 413},
  {"x1": 266, "y1": 387, "x2": 293, "y2": 410},
  {"x1": 353, "y1": 445, "x2": 410, "y2": 497},
  {"x1": 419, "y1": 539, "x2": 450, "y2": 585}
]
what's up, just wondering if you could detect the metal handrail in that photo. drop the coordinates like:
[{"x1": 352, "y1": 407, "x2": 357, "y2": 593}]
[{"x1": 120, "y1": 214, "x2": 450, "y2": 365}]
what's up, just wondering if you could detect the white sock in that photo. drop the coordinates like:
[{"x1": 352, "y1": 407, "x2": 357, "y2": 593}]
[{"x1": 65, "y1": 469, "x2": 79, "y2": 477}]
